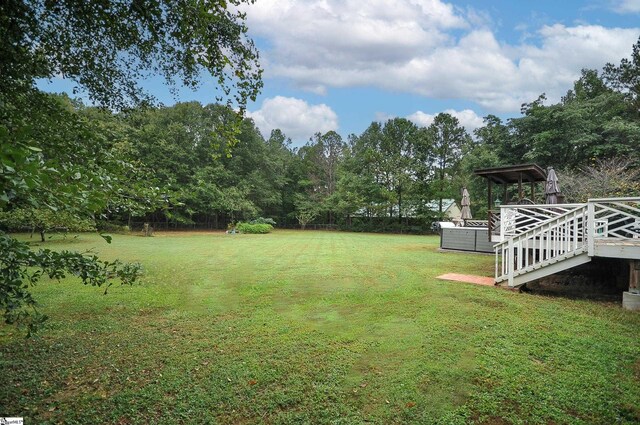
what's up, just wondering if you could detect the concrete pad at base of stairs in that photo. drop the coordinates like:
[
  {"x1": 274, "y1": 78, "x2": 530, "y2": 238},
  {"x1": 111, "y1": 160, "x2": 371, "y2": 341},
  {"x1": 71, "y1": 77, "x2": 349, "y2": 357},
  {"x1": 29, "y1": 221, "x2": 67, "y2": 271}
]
[
  {"x1": 436, "y1": 273, "x2": 496, "y2": 287},
  {"x1": 622, "y1": 291, "x2": 640, "y2": 311}
]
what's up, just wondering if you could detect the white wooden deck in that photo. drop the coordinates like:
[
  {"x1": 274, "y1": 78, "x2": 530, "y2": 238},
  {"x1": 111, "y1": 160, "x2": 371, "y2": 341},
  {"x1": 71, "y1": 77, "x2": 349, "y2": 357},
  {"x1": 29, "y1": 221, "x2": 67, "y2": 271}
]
[
  {"x1": 493, "y1": 197, "x2": 640, "y2": 287},
  {"x1": 593, "y1": 238, "x2": 640, "y2": 260}
]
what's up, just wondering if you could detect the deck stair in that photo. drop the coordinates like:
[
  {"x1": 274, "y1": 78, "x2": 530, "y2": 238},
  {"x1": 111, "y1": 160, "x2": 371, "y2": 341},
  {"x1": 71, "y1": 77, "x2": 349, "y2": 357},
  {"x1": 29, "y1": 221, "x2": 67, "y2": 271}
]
[{"x1": 494, "y1": 197, "x2": 640, "y2": 288}]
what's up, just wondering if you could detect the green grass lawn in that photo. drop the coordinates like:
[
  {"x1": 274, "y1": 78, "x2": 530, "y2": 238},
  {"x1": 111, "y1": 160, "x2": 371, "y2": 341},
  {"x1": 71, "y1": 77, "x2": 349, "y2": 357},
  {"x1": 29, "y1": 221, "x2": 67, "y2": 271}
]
[{"x1": 1, "y1": 230, "x2": 639, "y2": 424}]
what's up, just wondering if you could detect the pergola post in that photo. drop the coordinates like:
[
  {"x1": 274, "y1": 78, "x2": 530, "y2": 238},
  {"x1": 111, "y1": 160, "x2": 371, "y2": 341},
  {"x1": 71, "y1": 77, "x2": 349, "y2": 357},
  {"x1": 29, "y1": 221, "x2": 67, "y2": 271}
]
[
  {"x1": 531, "y1": 181, "x2": 535, "y2": 201},
  {"x1": 518, "y1": 173, "x2": 523, "y2": 201}
]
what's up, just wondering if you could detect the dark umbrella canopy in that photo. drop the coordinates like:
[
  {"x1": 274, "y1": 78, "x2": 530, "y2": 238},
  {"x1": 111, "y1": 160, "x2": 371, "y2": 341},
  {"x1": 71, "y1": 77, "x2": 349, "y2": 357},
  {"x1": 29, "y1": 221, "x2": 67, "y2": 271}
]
[
  {"x1": 545, "y1": 167, "x2": 560, "y2": 204},
  {"x1": 461, "y1": 187, "x2": 472, "y2": 219}
]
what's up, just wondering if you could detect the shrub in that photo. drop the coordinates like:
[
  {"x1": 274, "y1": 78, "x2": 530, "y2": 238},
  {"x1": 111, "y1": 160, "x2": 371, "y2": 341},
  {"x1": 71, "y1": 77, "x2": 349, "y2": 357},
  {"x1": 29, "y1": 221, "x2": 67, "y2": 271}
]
[
  {"x1": 96, "y1": 221, "x2": 130, "y2": 233},
  {"x1": 561, "y1": 158, "x2": 640, "y2": 203},
  {"x1": 249, "y1": 217, "x2": 277, "y2": 226},
  {"x1": 236, "y1": 222, "x2": 273, "y2": 234}
]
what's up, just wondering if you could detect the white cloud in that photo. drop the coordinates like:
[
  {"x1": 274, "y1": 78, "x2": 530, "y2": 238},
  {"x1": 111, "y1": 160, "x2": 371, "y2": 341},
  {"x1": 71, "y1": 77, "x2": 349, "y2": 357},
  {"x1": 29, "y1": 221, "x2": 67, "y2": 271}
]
[
  {"x1": 247, "y1": 96, "x2": 339, "y2": 142},
  {"x1": 242, "y1": 0, "x2": 639, "y2": 113},
  {"x1": 407, "y1": 109, "x2": 484, "y2": 134},
  {"x1": 612, "y1": 0, "x2": 640, "y2": 13},
  {"x1": 243, "y1": 0, "x2": 466, "y2": 74}
]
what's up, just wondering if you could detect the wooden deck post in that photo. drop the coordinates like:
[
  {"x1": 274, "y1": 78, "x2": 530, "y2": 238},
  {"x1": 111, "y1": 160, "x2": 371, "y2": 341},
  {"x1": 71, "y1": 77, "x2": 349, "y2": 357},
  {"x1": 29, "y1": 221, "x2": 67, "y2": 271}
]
[
  {"x1": 587, "y1": 201, "x2": 595, "y2": 257},
  {"x1": 508, "y1": 237, "x2": 514, "y2": 287},
  {"x1": 630, "y1": 260, "x2": 639, "y2": 293},
  {"x1": 623, "y1": 260, "x2": 640, "y2": 310}
]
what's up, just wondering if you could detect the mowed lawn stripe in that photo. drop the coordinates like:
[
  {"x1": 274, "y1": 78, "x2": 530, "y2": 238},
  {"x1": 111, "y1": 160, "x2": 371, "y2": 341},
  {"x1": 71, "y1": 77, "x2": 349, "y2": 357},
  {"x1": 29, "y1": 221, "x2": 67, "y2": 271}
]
[{"x1": 0, "y1": 231, "x2": 638, "y2": 424}]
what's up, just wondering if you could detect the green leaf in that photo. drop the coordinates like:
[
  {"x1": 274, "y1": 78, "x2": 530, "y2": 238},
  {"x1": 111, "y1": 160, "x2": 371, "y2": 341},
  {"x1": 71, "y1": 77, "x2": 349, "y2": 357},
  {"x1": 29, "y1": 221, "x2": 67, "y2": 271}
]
[{"x1": 99, "y1": 233, "x2": 113, "y2": 244}]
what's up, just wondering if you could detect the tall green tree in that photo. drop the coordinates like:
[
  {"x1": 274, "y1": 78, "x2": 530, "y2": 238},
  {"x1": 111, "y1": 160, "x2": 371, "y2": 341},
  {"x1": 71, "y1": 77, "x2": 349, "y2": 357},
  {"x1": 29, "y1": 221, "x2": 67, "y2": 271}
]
[
  {"x1": 264, "y1": 129, "x2": 300, "y2": 224},
  {"x1": 473, "y1": 115, "x2": 513, "y2": 165},
  {"x1": 298, "y1": 131, "x2": 345, "y2": 224},
  {"x1": 603, "y1": 36, "x2": 640, "y2": 115},
  {"x1": 0, "y1": 0, "x2": 263, "y2": 332},
  {"x1": 346, "y1": 122, "x2": 389, "y2": 218},
  {"x1": 508, "y1": 70, "x2": 640, "y2": 170},
  {"x1": 427, "y1": 113, "x2": 472, "y2": 213},
  {"x1": 123, "y1": 103, "x2": 292, "y2": 226},
  {"x1": 337, "y1": 119, "x2": 425, "y2": 224},
  {"x1": 222, "y1": 117, "x2": 284, "y2": 220},
  {"x1": 380, "y1": 118, "x2": 419, "y2": 222}
]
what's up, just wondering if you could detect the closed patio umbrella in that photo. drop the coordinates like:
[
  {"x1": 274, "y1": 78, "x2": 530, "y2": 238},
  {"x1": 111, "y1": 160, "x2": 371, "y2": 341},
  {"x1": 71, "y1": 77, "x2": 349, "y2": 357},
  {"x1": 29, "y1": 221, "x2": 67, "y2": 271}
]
[
  {"x1": 545, "y1": 167, "x2": 560, "y2": 204},
  {"x1": 461, "y1": 187, "x2": 472, "y2": 220}
]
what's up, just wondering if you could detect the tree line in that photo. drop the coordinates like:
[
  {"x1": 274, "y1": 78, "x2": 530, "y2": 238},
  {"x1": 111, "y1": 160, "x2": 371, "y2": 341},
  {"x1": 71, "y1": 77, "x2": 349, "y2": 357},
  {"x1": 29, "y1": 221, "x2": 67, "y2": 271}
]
[
  {"x1": 74, "y1": 39, "x2": 640, "y2": 231},
  {"x1": 3, "y1": 38, "x2": 640, "y2": 237},
  {"x1": 10, "y1": 98, "x2": 475, "y2": 233}
]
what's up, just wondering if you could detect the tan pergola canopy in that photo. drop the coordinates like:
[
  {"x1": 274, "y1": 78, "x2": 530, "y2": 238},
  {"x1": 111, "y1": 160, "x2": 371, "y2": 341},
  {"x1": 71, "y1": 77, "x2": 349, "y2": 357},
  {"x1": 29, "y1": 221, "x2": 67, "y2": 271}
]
[{"x1": 474, "y1": 163, "x2": 547, "y2": 209}]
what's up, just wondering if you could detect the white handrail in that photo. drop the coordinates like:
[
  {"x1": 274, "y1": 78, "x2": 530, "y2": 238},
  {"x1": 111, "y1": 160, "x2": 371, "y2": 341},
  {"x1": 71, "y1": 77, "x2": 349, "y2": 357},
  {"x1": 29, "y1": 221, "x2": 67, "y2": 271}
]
[
  {"x1": 588, "y1": 196, "x2": 640, "y2": 202},
  {"x1": 495, "y1": 197, "x2": 640, "y2": 287},
  {"x1": 498, "y1": 203, "x2": 585, "y2": 241},
  {"x1": 589, "y1": 197, "x2": 640, "y2": 247},
  {"x1": 495, "y1": 204, "x2": 588, "y2": 286}
]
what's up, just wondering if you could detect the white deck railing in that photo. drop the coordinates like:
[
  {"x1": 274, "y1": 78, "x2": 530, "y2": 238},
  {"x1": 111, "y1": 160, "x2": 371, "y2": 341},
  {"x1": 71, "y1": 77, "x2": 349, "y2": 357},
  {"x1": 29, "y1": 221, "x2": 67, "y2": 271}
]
[
  {"x1": 498, "y1": 204, "x2": 584, "y2": 241},
  {"x1": 489, "y1": 210, "x2": 501, "y2": 237},
  {"x1": 495, "y1": 204, "x2": 588, "y2": 286},
  {"x1": 587, "y1": 197, "x2": 640, "y2": 255},
  {"x1": 495, "y1": 197, "x2": 640, "y2": 287},
  {"x1": 463, "y1": 219, "x2": 489, "y2": 227}
]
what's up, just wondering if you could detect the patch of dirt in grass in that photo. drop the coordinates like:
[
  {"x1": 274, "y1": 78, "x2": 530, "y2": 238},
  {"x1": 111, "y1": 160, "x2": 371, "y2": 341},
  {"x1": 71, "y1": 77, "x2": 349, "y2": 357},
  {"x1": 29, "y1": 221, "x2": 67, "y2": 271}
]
[
  {"x1": 472, "y1": 375, "x2": 499, "y2": 390},
  {"x1": 467, "y1": 296, "x2": 508, "y2": 309},
  {"x1": 564, "y1": 408, "x2": 597, "y2": 423},
  {"x1": 152, "y1": 230, "x2": 226, "y2": 236},
  {"x1": 473, "y1": 415, "x2": 511, "y2": 425},
  {"x1": 470, "y1": 398, "x2": 524, "y2": 425},
  {"x1": 46, "y1": 378, "x2": 106, "y2": 405},
  {"x1": 633, "y1": 359, "x2": 640, "y2": 380},
  {"x1": 618, "y1": 403, "x2": 640, "y2": 423}
]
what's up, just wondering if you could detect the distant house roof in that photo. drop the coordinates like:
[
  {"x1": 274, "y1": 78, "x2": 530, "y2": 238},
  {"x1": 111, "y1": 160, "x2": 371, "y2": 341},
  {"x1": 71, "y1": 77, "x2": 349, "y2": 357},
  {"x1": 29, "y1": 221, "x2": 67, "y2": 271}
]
[{"x1": 474, "y1": 164, "x2": 547, "y2": 184}]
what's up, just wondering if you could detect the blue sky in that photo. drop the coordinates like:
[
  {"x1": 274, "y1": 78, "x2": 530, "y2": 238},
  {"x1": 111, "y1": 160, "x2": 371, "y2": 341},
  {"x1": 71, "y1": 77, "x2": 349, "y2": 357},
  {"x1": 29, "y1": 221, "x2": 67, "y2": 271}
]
[{"x1": 40, "y1": 0, "x2": 640, "y2": 146}]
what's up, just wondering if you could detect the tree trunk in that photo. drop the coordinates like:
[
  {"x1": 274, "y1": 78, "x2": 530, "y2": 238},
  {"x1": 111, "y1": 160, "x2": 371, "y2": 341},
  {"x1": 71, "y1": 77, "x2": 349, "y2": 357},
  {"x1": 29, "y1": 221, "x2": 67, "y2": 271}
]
[
  {"x1": 398, "y1": 188, "x2": 403, "y2": 223},
  {"x1": 40, "y1": 229, "x2": 45, "y2": 242}
]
